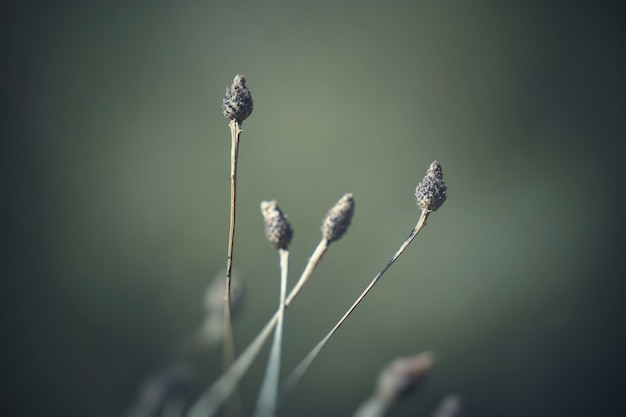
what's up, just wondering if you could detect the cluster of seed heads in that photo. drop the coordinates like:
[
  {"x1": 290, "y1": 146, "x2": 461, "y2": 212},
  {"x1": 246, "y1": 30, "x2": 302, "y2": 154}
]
[
  {"x1": 415, "y1": 161, "x2": 447, "y2": 212},
  {"x1": 222, "y1": 75, "x2": 253, "y2": 123},
  {"x1": 260, "y1": 200, "x2": 293, "y2": 250}
]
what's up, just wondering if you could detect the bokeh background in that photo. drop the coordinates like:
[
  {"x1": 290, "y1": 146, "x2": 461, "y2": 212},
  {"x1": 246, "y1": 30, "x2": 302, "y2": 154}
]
[{"x1": 2, "y1": 1, "x2": 625, "y2": 416}]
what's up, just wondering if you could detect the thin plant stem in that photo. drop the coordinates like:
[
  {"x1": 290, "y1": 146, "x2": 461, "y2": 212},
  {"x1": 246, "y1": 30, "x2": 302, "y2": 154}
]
[
  {"x1": 224, "y1": 118, "x2": 242, "y2": 417},
  {"x1": 253, "y1": 248, "x2": 289, "y2": 417},
  {"x1": 281, "y1": 209, "x2": 431, "y2": 397},
  {"x1": 285, "y1": 238, "x2": 328, "y2": 306},
  {"x1": 223, "y1": 119, "x2": 242, "y2": 367},
  {"x1": 186, "y1": 239, "x2": 330, "y2": 417}
]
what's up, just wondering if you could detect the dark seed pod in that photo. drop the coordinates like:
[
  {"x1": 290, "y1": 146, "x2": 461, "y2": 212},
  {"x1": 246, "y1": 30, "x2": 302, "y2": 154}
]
[
  {"x1": 222, "y1": 75, "x2": 253, "y2": 123},
  {"x1": 321, "y1": 193, "x2": 355, "y2": 243},
  {"x1": 415, "y1": 161, "x2": 447, "y2": 212},
  {"x1": 261, "y1": 200, "x2": 293, "y2": 250}
]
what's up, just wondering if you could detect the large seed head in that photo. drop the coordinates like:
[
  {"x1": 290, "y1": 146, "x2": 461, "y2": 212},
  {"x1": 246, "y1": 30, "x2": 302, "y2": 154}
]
[
  {"x1": 415, "y1": 161, "x2": 447, "y2": 212},
  {"x1": 222, "y1": 75, "x2": 253, "y2": 123},
  {"x1": 261, "y1": 200, "x2": 293, "y2": 250},
  {"x1": 321, "y1": 193, "x2": 355, "y2": 243}
]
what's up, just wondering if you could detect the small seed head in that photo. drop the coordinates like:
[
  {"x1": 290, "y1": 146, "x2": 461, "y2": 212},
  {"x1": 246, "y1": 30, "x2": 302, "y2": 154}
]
[
  {"x1": 375, "y1": 352, "x2": 435, "y2": 405},
  {"x1": 415, "y1": 161, "x2": 447, "y2": 212},
  {"x1": 222, "y1": 75, "x2": 253, "y2": 123},
  {"x1": 321, "y1": 193, "x2": 355, "y2": 243},
  {"x1": 261, "y1": 200, "x2": 293, "y2": 250}
]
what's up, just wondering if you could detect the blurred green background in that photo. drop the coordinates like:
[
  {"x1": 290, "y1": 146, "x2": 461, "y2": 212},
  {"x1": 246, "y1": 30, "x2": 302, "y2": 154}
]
[{"x1": 2, "y1": 1, "x2": 625, "y2": 416}]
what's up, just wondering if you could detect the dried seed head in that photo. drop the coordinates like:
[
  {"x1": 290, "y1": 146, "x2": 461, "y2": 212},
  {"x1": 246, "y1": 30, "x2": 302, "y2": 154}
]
[
  {"x1": 321, "y1": 193, "x2": 355, "y2": 243},
  {"x1": 261, "y1": 200, "x2": 293, "y2": 250},
  {"x1": 375, "y1": 352, "x2": 436, "y2": 405},
  {"x1": 415, "y1": 161, "x2": 447, "y2": 212},
  {"x1": 222, "y1": 74, "x2": 253, "y2": 123}
]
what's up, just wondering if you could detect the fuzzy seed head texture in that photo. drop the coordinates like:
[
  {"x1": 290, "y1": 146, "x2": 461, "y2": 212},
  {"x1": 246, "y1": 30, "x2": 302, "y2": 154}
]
[
  {"x1": 261, "y1": 200, "x2": 293, "y2": 250},
  {"x1": 222, "y1": 75, "x2": 253, "y2": 123},
  {"x1": 321, "y1": 193, "x2": 355, "y2": 243},
  {"x1": 415, "y1": 161, "x2": 447, "y2": 212}
]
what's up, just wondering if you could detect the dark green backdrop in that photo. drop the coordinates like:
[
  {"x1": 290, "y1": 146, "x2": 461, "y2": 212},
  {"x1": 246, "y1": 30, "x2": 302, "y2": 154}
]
[{"x1": 2, "y1": 1, "x2": 625, "y2": 417}]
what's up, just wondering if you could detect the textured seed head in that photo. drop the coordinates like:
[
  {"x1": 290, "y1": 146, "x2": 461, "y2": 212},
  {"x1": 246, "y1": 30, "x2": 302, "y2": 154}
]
[
  {"x1": 375, "y1": 352, "x2": 436, "y2": 405},
  {"x1": 222, "y1": 75, "x2": 253, "y2": 123},
  {"x1": 415, "y1": 161, "x2": 447, "y2": 212},
  {"x1": 321, "y1": 193, "x2": 355, "y2": 243},
  {"x1": 261, "y1": 200, "x2": 293, "y2": 250}
]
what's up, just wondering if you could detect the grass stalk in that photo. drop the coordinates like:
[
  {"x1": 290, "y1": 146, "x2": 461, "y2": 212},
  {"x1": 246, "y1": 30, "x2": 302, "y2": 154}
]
[
  {"x1": 186, "y1": 239, "x2": 329, "y2": 417},
  {"x1": 220, "y1": 74, "x2": 253, "y2": 378},
  {"x1": 223, "y1": 118, "x2": 242, "y2": 371},
  {"x1": 220, "y1": 75, "x2": 253, "y2": 417},
  {"x1": 253, "y1": 248, "x2": 290, "y2": 417},
  {"x1": 222, "y1": 119, "x2": 244, "y2": 417},
  {"x1": 224, "y1": 119, "x2": 242, "y2": 369},
  {"x1": 280, "y1": 209, "x2": 431, "y2": 396}
]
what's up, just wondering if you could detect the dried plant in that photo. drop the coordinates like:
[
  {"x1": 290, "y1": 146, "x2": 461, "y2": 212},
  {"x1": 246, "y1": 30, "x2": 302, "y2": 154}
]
[
  {"x1": 221, "y1": 75, "x2": 253, "y2": 371},
  {"x1": 128, "y1": 75, "x2": 457, "y2": 417},
  {"x1": 254, "y1": 200, "x2": 292, "y2": 417},
  {"x1": 281, "y1": 163, "x2": 447, "y2": 397}
]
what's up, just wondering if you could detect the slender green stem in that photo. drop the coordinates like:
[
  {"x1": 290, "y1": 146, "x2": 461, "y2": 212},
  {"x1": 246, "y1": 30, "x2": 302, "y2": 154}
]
[
  {"x1": 186, "y1": 239, "x2": 330, "y2": 417},
  {"x1": 281, "y1": 210, "x2": 430, "y2": 397},
  {"x1": 253, "y1": 249, "x2": 290, "y2": 417}
]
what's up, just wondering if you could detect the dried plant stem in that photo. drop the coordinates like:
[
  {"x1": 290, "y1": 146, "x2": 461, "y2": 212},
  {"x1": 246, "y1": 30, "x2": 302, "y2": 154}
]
[
  {"x1": 281, "y1": 210, "x2": 431, "y2": 396},
  {"x1": 253, "y1": 248, "x2": 289, "y2": 417},
  {"x1": 187, "y1": 239, "x2": 330, "y2": 417},
  {"x1": 285, "y1": 238, "x2": 329, "y2": 305},
  {"x1": 223, "y1": 119, "x2": 242, "y2": 368},
  {"x1": 223, "y1": 119, "x2": 242, "y2": 417}
]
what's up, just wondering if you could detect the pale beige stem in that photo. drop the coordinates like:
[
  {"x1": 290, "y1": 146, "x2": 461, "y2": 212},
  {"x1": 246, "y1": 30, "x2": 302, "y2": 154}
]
[
  {"x1": 187, "y1": 238, "x2": 330, "y2": 417},
  {"x1": 223, "y1": 119, "x2": 242, "y2": 366},
  {"x1": 253, "y1": 248, "x2": 290, "y2": 417},
  {"x1": 281, "y1": 210, "x2": 431, "y2": 396},
  {"x1": 223, "y1": 119, "x2": 242, "y2": 417}
]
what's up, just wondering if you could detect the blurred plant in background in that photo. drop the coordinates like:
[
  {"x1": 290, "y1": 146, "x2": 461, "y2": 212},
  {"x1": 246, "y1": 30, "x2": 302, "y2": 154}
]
[{"x1": 4, "y1": 3, "x2": 623, "y2": 417}]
